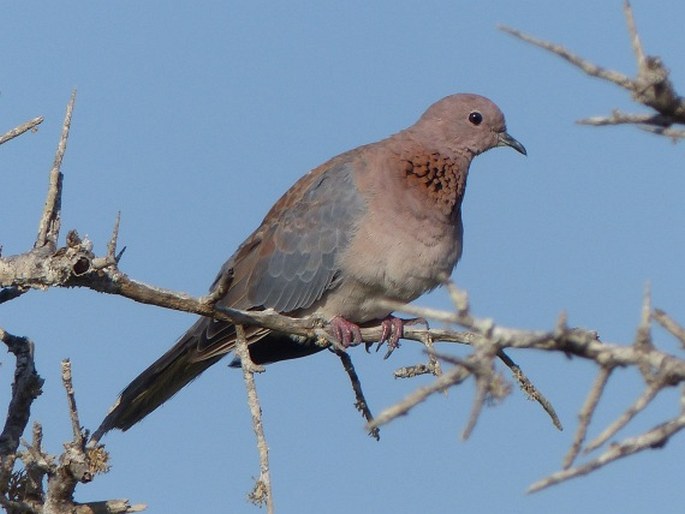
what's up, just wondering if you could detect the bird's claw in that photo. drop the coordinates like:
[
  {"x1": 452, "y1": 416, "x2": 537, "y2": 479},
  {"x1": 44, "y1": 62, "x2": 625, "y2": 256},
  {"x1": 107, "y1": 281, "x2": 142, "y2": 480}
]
[
  {"x1": 330, "y1": 316, "x2": 363, "y2": 348},
  {"x1": 331, "y1": 315, "x2": 428, "y2": 359},
  {"x1": 365, "y1": 316, "x2": 429, "y2": 359}
]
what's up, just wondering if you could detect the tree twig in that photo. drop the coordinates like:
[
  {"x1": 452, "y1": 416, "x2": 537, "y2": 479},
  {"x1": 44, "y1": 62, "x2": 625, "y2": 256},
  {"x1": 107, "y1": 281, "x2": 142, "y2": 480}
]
[
  {"x1": 334, "y1": 350, "x2": 379, "y2": 440},
  {"x1": 585, "y1": 378, "x2": 663, "y2": 454},
  {"x1": 498, "y1": 24, "x2": 633, "y2": 88},
  {"x1": 0, "y1": 116, "x2": 44, "y2": 146},
  {"x1": 61, "y1": 360, "x2": 85, "y2": 445},
  {"x1": 368, "y1": 360, "x2": 472, "y2": 431},
  {"x1": 0, "y1": 329, "x2": 43, "y2": 507},
  {"x1": 529, "y1": 403, "x2": 685, "y2": 493},
  {"x1": 500, "y1": 1, "x2": 685, "y2": 137},
  {"x1": 653, "y1": 308, "x2": 685, "y2": 348},
  {"x1": 234, "y1": 324, "x2": 274, "y2": 514},
  {"x1": 496, "y1": 349, "x2": 562, "y2": 431},
  {"x1": 0, "y1": 287, "x2": 28, "y2": 305},
  {"x1": 563, "y1": 366, "x2": 612, "y2": 469},
  {"x1": 35, "y1": 90, "x2": 76, "y2": 249}
]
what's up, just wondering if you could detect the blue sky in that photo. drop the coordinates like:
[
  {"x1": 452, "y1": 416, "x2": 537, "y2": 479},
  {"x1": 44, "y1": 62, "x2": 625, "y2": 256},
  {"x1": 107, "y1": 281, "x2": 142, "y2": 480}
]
[{"x1": 2, "y1": 1, "x2": 684, "y2": 513}]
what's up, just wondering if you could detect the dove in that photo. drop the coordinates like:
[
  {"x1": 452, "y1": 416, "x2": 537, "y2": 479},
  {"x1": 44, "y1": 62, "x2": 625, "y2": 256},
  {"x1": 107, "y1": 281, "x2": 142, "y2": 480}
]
[{"x1": 93, "y1": 93, "x2": 526, "y2": 439}]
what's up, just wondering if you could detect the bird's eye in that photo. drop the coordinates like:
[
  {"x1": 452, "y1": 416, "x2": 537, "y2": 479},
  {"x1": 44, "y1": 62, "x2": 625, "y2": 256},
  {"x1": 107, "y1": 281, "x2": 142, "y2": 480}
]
[{"x1": 468, "y1": 111, "x2": 483, "y2": 125}]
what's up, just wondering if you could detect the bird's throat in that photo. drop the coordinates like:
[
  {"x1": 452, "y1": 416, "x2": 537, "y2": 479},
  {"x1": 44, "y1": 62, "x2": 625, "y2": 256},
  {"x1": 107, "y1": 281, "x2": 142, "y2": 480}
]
[{"x1": 399, "y1": 151, "x2": 468, "y2": 219}]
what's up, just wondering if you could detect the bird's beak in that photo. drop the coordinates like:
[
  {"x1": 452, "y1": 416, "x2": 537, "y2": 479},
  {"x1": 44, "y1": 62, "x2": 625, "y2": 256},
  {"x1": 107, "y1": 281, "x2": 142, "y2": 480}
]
[{"x1": 497, "y1": 131, "x2": 527, "y2": 156}]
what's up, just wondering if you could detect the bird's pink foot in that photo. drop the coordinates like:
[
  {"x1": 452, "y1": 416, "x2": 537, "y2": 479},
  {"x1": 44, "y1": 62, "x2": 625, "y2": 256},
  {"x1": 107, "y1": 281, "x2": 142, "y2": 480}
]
[
  {"x1": 370, "y1": 316, "x2": 429, "y2": 359},
  {"x1": 379, "y1": 316, "x2": 405, "y2": 349},
  {"x1": 329, "y1": 316, "x2": 363, "y2": 348}
]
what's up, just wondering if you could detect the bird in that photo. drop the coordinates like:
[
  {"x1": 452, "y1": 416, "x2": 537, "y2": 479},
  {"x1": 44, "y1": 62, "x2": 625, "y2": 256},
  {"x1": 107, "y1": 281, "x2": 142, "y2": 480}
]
[{"x1": 92, "y1": 93, "x2": 526, "y2": 440}]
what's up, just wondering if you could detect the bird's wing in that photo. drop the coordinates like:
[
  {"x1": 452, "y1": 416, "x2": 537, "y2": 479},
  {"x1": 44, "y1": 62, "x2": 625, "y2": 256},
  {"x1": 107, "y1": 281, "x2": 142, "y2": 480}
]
[{"x1": 194, "y1": 154, "x2": 367, "y2": 360}]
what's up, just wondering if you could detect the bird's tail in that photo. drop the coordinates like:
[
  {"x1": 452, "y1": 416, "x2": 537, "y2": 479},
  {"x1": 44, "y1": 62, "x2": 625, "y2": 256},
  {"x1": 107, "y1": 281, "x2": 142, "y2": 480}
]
[
  {"x1": 91, "y1": 318, "x2": 224, "y2": 442},
  {"x1": 91, "y1": 317, "x2": 324, "y2": 442}
]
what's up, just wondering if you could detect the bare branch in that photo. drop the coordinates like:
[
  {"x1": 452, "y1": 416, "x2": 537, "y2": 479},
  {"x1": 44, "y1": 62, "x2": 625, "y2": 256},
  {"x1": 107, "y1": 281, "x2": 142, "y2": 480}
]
[
  {"x1": 2, "y1": 359, "x2": 137, "y2": 514},
  {"x1": 234, "y1": 324, "x2": 274, "y2": 514},
  {"x1": 335, "y1": 350, "x2": 380, "y2": 440},
  {"x1": 35, "y1": 90, "x2": 76, "y2": 250},
  {"x1": 0, "y1": 330, "x2": 43, "y2": 512},
  {"x1": 73, "y1": 500, "x2": 146, "y2": 514},
  {"x1": 637, "y1": 124, "x2": 685, "y2": 140},
  {"x1": 498, "y1": 25, "x2": 634, "y2": 90},
  {"x1": 585, "y1": 379, "x2": 662, "y2": 454},
  {"x1": 462, "y1": 365, "x2": 489, "y2": 440},
  {"x1": 106, "y1": 212, "x2": 125, "y2": 264},
  {"x1": 61, "y1": 360, "x2": 85, "y2": 446},
  {"x1": 563, "y1": 366, "x2": 613, "y2": 469},
  {"x1": 393, "y1": 363, "x2": 435, "y2": 379},
  {"x1": 529, "y1": 410, "x2": 685, "y2": 493},
  {"x1": 393, "y1": 331, "x2": 442, "y2": 379},
  {"x1": 653, "y1": 308, "x2": 685, "y2": 348},
  {"x1": 369, "y1": 360, "x2": 472, "y2": 431},
  {"x1": 500, "y1": 2, "x2": 685, "y2": 137},
  {"x1": 44, "y1": 360, "x2": 94, "y2": 513},
  {"x1": 0, "y1": 116, "x2": 44, "y2": 146},
  {"x1": 578, "y1": 111, "x2": 671, "y2": 127},
  {"x1": 0, "y1": 330, "x2": 43, "y2": 458},
  {"x1": 497, "y1": 349, "x2": 562, "y2": 431},
  {"x1": 624, "y1": 0, "x2": 645, "y2": 66},
  {"x1": 0, "y1": 287, "x2": 28, "y2": 305},
  {"x1": 577, "y1": 112, "x2": 685, "y2": 140}
]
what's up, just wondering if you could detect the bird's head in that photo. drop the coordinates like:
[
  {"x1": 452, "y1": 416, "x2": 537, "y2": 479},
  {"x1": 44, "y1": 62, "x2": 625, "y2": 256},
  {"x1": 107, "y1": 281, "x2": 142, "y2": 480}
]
[{"x1": 411, "y1": 93, "x2": 526, "y2": 158}]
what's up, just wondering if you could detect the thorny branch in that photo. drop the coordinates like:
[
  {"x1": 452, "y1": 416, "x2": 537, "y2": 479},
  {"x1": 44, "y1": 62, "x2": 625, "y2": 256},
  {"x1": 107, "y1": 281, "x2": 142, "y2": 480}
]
[
  {"x1": 370, "y1": 285, "x2": 685, "y2": 492},
  {"x1": 1, "y1": 359, "x2": 142, "y2": 514},
  {"x1": 1, "y1": 94, "x2": 143, "y2": 514},
  {"x1": 500, "y1": 1, "x2": 685, "y2": 140},
  {"x1": 38, "y1": 360, "x2": 139, "y2": 514}
]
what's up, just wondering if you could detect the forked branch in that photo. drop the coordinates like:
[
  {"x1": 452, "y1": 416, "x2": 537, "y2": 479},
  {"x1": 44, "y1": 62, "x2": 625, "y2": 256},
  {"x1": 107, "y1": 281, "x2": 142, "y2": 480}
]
[{"x1": 500, "y1": 1, "x2": 685, "y2": 139}]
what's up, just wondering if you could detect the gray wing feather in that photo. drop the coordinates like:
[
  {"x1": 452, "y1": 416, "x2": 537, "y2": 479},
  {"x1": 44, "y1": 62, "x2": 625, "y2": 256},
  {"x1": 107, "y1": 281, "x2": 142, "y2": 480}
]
[{"x1": 247, "y1": 160, "x2": 364, "y2": 313}]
